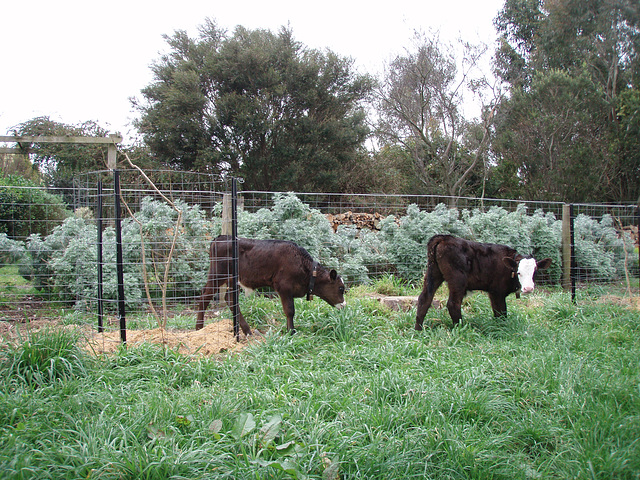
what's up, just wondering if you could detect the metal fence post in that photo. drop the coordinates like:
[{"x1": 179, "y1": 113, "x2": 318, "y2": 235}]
[
  {"x1": 570, "y1": 204, "x2": 576, "y2": 304},
  {"x1": 637, "y1": 205, "x2": 640, "y2": 295},
  {"x1": 97, "y1": 180, "x2": 104, "y2": 333},
  {"x1": 114, "y1": 170, "x2": 127, "y2": 344},
  {"x1": 230, "y1": 177, "x2": 240, "y2": 340},
  {"x1": 562, "y1": 204, "x2": 571, "y2": 292},
  {"x1": 562, "y1": 203, "x2": 577, "y2": 304}
]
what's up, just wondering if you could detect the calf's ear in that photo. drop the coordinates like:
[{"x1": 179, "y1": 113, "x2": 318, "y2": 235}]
[
  {"x1": 330, "y1": 269, "x2": 338, "y2": 281},
  {"x1": 537, "y1": 258, "x2": 552, "y2": 270},
  {"x1": 502, "y1": 257, "x2": 518, "y2": 271}
]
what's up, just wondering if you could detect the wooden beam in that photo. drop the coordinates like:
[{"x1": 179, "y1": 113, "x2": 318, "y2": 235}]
[{"x1": 0, "y1": 135, "x2": 122, "y2": 144}]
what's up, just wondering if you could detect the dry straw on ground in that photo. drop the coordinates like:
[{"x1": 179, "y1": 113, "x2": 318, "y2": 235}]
[{"x1": 85, "y1": 318, "x2": 260, "y2": 356}]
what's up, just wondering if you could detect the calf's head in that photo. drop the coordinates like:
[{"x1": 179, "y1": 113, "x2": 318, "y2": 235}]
[
  {"x1": 503, "y1": 256, "x2": 552, "y2": 294},
  {"x1": 314, "y1": 269, "x2": 346, "y2": 308}
]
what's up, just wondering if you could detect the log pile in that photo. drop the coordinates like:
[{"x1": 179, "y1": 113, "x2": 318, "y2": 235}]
[
  {"x1": 326, "y1": 211, "x2": 384, "y2": 232},
  {"x1": 621, "y1": 225, "x2": 638, "y2": 249}
]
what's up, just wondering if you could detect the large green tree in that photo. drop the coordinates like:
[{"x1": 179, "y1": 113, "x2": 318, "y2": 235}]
[
  {"x1": 134, "y1": 20, "x2": 374, "y2": 192},
  {"x1": 493, "y1": 0, "x2": 640, "y2": 202}
]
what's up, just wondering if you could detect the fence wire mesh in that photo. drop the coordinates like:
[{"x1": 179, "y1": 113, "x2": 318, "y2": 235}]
[{"x1": 1, "y1": 170, "x2": 638, "y2": 349}]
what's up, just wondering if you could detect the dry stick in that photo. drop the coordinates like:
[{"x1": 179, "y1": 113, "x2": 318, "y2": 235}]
[
  {"x1": 121, "y1": 151, "x2": 183, "y2": 330},
  {"x1": 120, "y1": 199, "x2": 160, "y2": 321}
]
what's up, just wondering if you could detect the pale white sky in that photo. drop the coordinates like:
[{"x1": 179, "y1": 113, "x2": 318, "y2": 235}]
[{"x1": 0, "y1": 0, "x2": 504, "y2": 145}]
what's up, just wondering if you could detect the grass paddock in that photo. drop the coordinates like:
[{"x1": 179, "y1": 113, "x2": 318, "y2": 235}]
[{"x1": 0, "y1": 284, "x2": 639, "y2": 479}]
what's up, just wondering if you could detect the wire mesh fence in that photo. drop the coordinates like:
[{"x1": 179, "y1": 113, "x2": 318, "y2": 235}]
[{"x1": 1, "y1": 170, "x2": 639, "y2": 347}]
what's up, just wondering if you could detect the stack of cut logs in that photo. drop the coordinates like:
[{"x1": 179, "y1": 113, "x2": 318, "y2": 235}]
[{"x1": 326, "y1": 211, "x2": 384, "y2": 232}]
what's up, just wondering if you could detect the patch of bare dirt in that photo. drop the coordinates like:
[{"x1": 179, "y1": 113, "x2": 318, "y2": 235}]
[{"x1": 597, "y1": 294, "x2": 640, "y2": 310}]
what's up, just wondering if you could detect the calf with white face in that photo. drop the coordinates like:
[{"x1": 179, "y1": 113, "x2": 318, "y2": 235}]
[
  {"x1": 504, "y1": 257, "x2": 545, "y2": 294},
  {"x1": 415, "y1": 235, "x2": 552, "y2": 329}
]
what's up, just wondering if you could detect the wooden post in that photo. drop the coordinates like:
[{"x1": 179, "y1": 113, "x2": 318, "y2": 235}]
[{"x1": 221, "y1": 193, "x2": 232, "y2": 235}]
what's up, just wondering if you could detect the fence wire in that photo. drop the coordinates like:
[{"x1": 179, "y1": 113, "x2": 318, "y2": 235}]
[{"x1": 1, "y1": 171, "x2": 638, "y2": 344}]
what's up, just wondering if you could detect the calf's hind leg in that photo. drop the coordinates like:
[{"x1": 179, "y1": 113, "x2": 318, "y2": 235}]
[
  {"x1": 196, "y1": 272, "x2": 220, "y2": 330},
  {"x1": 224, "y1": 287, "x2": 252, "y2": 336},
  {"x1": 415, "y1": 265, "x2": 444, "y2": 330}
]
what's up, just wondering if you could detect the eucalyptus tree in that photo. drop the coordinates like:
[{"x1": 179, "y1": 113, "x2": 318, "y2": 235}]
[
  {"x1": 493, "y1": 0, "x2": 640, "y2": 202},
  {"x1": 134, "y1": 19, "x2": 374, "y2": 192},
  {"x1": 374, "y1": 32, "x2": 498, "y2": 203}
]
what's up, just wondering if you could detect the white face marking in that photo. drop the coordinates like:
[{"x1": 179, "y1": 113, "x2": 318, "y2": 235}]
[{"x1": 517, "y1": 258, "x2": 537, "y2": 293}]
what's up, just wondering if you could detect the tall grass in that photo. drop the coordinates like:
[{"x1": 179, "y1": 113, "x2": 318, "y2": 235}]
[{"x1": 0, "y1": 289, "x2": 638, "y2": 479}]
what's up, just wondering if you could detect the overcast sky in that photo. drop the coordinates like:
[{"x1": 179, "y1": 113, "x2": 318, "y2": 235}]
[{"x1": 0, "y1": 0, "x2": 504, "y2": 144}]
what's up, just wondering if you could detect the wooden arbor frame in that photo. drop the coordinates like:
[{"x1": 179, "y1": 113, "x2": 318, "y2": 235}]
[{"x1": 0, "y1": 134, "x2": 122, "y2": 169}]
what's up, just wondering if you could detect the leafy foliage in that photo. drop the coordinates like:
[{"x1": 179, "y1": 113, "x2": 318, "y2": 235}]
[
  {"x1": 11, "y1": 117, "x2": 118, "y2": 197},
  {"x1": 492, "y1": 0, "x2": 640, "y2": 202},
  {"x1": 0, "y1": 175, "x2": 70, "y2": 239},
  {"x1": 135, "y1": 21, "x2": 373, "y2": 192},
  {"x1": 0, "y1": 328, "x2": 88, "y2": 389},
  {"x1": 375, "y1": 33, "x2": 495, "y2": 199},
  {"x1": 17, "y1": 198, "x2": 214, "y2": 309}
]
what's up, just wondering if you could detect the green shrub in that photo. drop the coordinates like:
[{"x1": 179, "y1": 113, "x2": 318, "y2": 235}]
[
  {"x1": 239, "y1": 193, "x2": 338, "y2": 265},
  {"x1": 0, "y1": 233, "x2": 26, "y2": 264},
  {"x1": 573, "y1": 214, "x2": 635, "y2": 281},
  {"x1": 0, "y1": 175, "x2": 70, "y2": 239},
  {"x1": 13, "y1": 193, "x2": 636, "y2": 309},
  {"x1": 20, "y1": 197, "x2": 214, "y2": 309},
  {"x1": 379, "y1": 203, "x2": 470, "y2": 281}
]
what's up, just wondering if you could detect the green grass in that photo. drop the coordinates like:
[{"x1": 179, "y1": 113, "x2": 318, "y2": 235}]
[
  {"x1": 0, "y1": 265, "x2": 41, "y2": 305},
  {"x1": 1, "y1": 290, "x2": 639, "y2": 479}
]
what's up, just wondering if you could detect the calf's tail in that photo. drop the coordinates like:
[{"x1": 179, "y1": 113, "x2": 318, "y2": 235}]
[{"x1": 425, "y1": 236, "x2": 442, "y2": 295}]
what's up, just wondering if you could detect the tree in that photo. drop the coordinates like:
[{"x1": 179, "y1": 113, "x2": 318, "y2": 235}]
[
  {"x1": 493, "y1": 0, "x2": 640, "y2": 202},
  {"x1": 493, "y1": 70, "x2": 611, "y2": 201},
  {"x1": 374, "y1": 32, "x2": 498, "y2": 203},
  {"x1": 10, "y1": 116, "x2": 118, "y2": 198},
  {"x1": 134, "y1": 20, "x2": 374, "y2": 192}
]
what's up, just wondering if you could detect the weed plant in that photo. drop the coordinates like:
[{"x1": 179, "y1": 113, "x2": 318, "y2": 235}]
[{"x1": 0, "y1": 290, "x2": 639, "y2": 479}]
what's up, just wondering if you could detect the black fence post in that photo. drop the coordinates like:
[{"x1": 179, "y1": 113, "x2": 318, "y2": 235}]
[
  {"x1": 230, "y1": 177, "x2": 240, "y2": 340},
  {"x1": 114, "y1": 170, "x2": 127, "y2": 344},
  {"x1": 570, "y1": 203, "x2": 576, "y2": 304},
  {"x1": 637, "y1": 206, "x2": 640, "y2": 295},
  {"x1": 97, "y1": 180, "x2": 104, "y2": 333}
]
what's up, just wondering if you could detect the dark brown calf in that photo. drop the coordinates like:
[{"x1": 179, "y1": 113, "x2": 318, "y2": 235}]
[
  {"x1": 415, "y1": 235, "x2": 551, "y2": 329},
  {"x1": 196, "y1": 236, "x2": 346, "y2": 334}
]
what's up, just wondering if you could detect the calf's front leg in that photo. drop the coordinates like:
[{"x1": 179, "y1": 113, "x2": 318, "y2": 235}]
[
  {"x1": 279, "y1": 295, "x2": 296, "y2": 334},
  {"x1": 488, "y1": 293, "x2": 508, "y2": 318}
]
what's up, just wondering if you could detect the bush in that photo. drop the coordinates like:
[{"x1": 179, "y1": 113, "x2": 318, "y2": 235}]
[
  {"x1": 0, "y1": 175, "x2": 70, "y2": 239},
  {"x1": 0, "y1": 233, "x2": 26, "y2": 264},
  {"x1": 379, "y1": 203, "x2": 470, "y2": 281},
  {"x1": 20, "y1": 197, "x2": 214, "y2": 309},
  {"x1": 239, "y1": 193, "x2": 338, "y2": 265},
  {"x1": 573, "y1": 214, "x2": 635, "y2": 281}
]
